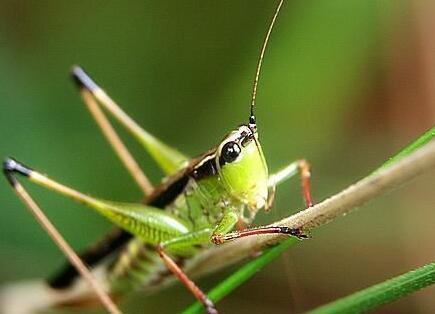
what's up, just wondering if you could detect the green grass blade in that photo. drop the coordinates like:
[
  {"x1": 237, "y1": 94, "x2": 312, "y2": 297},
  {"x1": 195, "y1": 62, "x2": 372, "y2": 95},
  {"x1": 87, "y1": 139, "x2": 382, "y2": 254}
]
[
  {"x1": 182, "y1": 237, "x2": 298, "y2": 314},
  {"x1": 376, "y1": 126, "x2": 435, "y2": 172},
  {"x1": 307, "y1": 262, "x2": 435, "y2": 314},
  {"x1": 183, "y1": 125, "x2": 434, "y2": 314}
]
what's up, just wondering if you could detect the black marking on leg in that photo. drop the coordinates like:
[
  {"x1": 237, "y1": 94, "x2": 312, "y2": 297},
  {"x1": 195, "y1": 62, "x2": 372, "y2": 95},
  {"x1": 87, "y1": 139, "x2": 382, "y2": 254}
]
[
  {"x1": 3, "y1": 157, "x2": 32, "y2": 186},
  {"x1": 279, "y1": 226, "x2": 309, "y2": 239},
  {"x1": 71, "y1": 65, "x2": 99, "y2": 92}
]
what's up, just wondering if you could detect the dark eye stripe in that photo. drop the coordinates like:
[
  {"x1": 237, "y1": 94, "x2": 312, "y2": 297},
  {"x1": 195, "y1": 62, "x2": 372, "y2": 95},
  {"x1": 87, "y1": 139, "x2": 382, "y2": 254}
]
[{"x1": 192, "y1": 157, "x2": 217, "y2": 180}]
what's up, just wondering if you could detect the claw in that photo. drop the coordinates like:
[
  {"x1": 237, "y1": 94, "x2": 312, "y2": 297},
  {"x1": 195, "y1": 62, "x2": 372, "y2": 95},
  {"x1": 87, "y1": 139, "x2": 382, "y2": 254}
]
[{"x1": 279, "y1": 226, "x2": 310, "y2": 239}]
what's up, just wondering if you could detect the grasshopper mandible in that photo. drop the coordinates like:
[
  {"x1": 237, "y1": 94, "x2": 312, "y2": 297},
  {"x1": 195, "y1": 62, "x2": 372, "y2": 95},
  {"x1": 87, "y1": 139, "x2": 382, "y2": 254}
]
[{"x1": 2, "y1": 1, "x2": 314, "y2": 313}]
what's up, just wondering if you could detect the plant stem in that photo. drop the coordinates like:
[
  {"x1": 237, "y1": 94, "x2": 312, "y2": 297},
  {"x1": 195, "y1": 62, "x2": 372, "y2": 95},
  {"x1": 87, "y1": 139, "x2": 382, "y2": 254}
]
[
  {"x1": 186, "y1": 138, "x2": 435, "y2": 278},
  {"x1": 182, "y1": 128, "x2": 435, "y2": 312},
  {"x1": 308, "y1": 262, "x2": 435, "y2": 314}
]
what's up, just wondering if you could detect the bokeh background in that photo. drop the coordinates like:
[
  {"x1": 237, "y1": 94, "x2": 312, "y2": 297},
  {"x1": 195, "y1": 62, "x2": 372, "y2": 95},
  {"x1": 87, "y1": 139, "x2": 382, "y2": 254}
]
[{"x1": 0, "y1": 1, "x2": 434, "y2": 313}]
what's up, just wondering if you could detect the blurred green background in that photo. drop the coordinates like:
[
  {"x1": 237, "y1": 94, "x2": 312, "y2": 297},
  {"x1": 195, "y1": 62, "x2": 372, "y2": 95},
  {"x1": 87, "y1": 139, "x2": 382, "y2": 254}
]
[{"x1": 0, "y1": 1, "x2": 434, "y2": 313}]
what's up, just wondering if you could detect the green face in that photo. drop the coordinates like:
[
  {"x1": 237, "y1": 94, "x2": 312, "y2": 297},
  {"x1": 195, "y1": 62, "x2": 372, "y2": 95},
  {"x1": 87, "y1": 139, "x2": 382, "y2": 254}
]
[{"x1": 216, "y1": 125, "x2": 269, "y2": 211}]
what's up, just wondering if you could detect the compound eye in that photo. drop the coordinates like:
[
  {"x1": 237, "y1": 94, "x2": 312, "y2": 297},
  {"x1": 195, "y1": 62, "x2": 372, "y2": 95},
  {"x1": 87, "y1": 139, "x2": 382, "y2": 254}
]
[{"x1": 221, "y1": 141, "x2": 241, "y2": 164}]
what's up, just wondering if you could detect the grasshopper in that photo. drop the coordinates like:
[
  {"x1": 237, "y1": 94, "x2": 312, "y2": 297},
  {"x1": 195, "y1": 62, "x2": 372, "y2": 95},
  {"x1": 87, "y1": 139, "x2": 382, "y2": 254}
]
[{"x1": 2, "y1": 1, "x2": 314, "y2": 313}]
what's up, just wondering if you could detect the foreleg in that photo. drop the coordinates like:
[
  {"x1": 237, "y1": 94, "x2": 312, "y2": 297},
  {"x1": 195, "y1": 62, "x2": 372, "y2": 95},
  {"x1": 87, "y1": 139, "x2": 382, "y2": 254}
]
[{"x1": 267, "y1": 159, "x2": 314, "y2": 209}]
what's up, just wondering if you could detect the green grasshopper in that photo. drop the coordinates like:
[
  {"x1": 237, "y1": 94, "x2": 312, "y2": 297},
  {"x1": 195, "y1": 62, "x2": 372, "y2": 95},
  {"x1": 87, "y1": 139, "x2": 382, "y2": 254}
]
[{"x1": 2, "y1": 1, "x2": 313, "y2": 313}]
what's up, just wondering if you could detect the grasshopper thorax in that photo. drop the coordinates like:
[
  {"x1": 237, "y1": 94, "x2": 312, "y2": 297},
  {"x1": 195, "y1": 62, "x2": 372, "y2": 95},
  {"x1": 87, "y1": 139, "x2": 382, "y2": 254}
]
[{"x1": 215, "y1": 124, "x2": 268, "y2": 213}]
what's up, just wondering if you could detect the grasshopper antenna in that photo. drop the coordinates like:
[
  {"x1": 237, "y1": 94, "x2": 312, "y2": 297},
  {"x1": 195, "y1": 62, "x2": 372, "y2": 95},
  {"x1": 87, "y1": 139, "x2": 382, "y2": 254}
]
[{"x1": 249, "y1": 0, "x2": 284, "y2": 129}]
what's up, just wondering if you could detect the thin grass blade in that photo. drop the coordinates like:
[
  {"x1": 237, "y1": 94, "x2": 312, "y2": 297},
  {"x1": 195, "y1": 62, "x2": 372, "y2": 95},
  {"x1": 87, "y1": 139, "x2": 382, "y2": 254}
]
[{"x1": 307, "y1": 262, "x2": 435, "y2": 314}]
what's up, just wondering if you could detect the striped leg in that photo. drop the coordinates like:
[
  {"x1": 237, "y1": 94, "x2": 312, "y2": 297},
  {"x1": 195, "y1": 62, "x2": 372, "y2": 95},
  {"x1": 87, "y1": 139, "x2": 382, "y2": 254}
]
[{"x1": 3, "y1": 158, "x2": 122, "y2": 314}]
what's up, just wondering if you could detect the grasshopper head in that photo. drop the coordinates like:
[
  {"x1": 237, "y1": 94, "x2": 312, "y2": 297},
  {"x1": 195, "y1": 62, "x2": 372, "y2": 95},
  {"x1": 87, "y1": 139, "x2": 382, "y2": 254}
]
[{"x1": 216, "y1": 124, "x2": 269, "y2": 212}]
